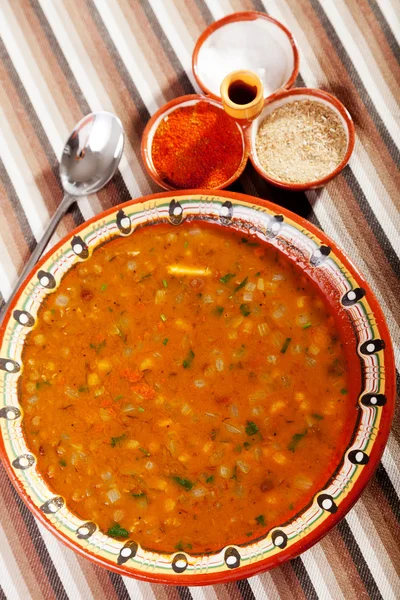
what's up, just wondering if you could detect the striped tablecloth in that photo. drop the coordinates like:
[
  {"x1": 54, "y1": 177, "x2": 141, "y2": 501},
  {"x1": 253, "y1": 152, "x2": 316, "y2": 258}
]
[{"x1": 0, "y1": 1, "x2": 399, "y2": 599}]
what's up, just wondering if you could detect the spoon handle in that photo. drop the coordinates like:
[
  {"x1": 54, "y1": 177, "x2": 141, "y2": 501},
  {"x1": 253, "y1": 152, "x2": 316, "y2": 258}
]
[{"x1": 1, "y1": 193, "x2": 75, "y2": 321}]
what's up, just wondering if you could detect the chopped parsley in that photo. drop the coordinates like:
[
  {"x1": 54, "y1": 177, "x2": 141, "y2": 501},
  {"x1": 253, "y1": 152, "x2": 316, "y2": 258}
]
[
  {"x1": 240, "y1": 303, "x2": 251, "y2": 317},
  {"x1": 162, "y1": 279, "x2": 168, "y2": 288},
  {"x1": 255, "y1": 514, "x2": 265, "y2": 526},
  {"x1": 183, "y1": 348, "x2": 195, "y2": 369},
  {"x1": 175, "y1": 540, "x2": 192, "y2": 552},
  {"x1": 232, "y1": 276, "x2": 248, "y2": 295},
  {"x1": 113, "y1": 394, "x2": 124, "y2": 402},
  {"x1": 172, "y1": 476, "x2": 194, "y2": 491},
  {"x1": 107, "y1": 523, "x2": 129, "y2": 538},
  {"x1": 162, "y1": 338, "x2": 169, "y2": 346},
  {"x1": 205, "y1": 475, "x2": 214, "y2": 484},
  {"x1": 280, "y1": 337, "x2": 292, "y2": 354},
  {"x1": 219, "y1": 272, "x2": 236, "y2": 284},
  {"x1": 100, "y1": 283, "x2": 108, "y2": 292},
  {"x1": 302, "y1": 323, "x2": 312, "y2": 329},
  {"x1": 139, "y1": 447, "x2": 150, "y2": 457},
  {"x1": 215, "y1": 305, "x2": 224, "y2": 316},
  {"x1": 312, "y1": 413, "x2": 324, "y2": 420},
  {"x1": 245, "y1": 421, "x2": 259, "y2": 436},
  {"x1": 111, "y1": 434, "x2": 127, "y2": 447},
  {"x1": 340, "y1": 388, "x2": 348, "y2": 395},
  {"x1": 288, "y1": 429, "x2": 308, "y2": 452},
  {"x1": 59, "y1": 459, "x2": 67, "y2": 467}
]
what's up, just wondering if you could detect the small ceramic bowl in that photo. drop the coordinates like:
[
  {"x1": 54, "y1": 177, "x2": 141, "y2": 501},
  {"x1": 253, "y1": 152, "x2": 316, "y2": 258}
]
[
  {"x1": 249, "y1": 88, "x2": 356, "y2": 191},
  {"x1": 192, "y1": 11, "x2": 299, "y2": 102},
  {"x1": 0, "y1": 190, "x2": 395, "y2": 584},
  {"x1": 141, "y1": 95, "x2": 248, "y2": 191}
]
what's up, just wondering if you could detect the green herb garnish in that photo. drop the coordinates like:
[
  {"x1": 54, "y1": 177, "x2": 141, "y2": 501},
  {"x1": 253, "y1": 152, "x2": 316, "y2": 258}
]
[
  {"x1": 280, "y1": 337, "x2": 292, "y2": 354},
  {"x1": 90, "y1": 339, "x2": 106, "y2": 354},
  {"x1": 100, "y1": 283, "x2": 108, "y2": 292},
  {"x1": 175, "y1": 541, "x2": 192, "y2": 552},
  {"x1": 234, "y1": 444, "x2": 242, "y2": 454},
  {"x1": 162, "y1": 338, "x2": 169, "y2": 346},
  {"x1": 243, "y1": 441, "x2": 251, "y2": 450},
  {"x1": 288, "y1": 429, "x2": 308, "y2": 452},
  {"x1": 340, "y1": 388, "x2": 348, "y2": 395},
  {"x1": 246, "y1": 531, "x2": 253, "y2": 537},
  {"x1": 162, "y1": 279, "x2": 168, "y2": 288},
  {"x1": 240, "y1": 303, "x2": 251, "y2": 317},
  {"x1": 172, "y1": 476, "x2": 194, "y2": 491},
  {"x1": 59, "y1": 459, "x2": 67, "y2": 467},
  {"x1": 36, "y1": 380, "x2": 51, "y2": 390},
  {"x1": 131, "y1": 492, "x2": 146, "y2": 498},
  {"x1": 78, "y1": 385, "x2": 89, "y2": 393},
  {"x1": 111, "y1": 434, "x2": 127, "y2": 447},
  {"x1": 312, "y1": 413, "x2": 324, "y2": 420},
  {"x1": 184, "y1": 240, "x2": 188, "y2": 248},
  {"x1": 255, "y1": 514, "x2": 265, "y2": 526},
  {"x1": 215, "y1": 306, "x2": 224, "y2": 316},
  {"x1": 107, "y1": 524, "x2": 129, "y2": 538},
  {"x1": 255, "y1": 271, "x2": 261, "y2": 277},
  {"x1": 113, "y1": 394, "x2": 124, "y2": 402},
  {"x1": 232, "y1": 276, "x2": 248, "y2": 295},
  {"x1": 141, "y1": 272, "x2": 152, "y2": 281},
  {"x1": 205, "y1": 475, "x2": 214, "y2": 484},
  {"x1": 139, "y1": 447, "x2": 150, "y2": 457},
  {"x1": 219, "y1": 272, "x2": 236, "y2": 284},
  {"x1": 183, "y1": 348, "x2": 195, "y2": 369},
  {"x1": 245, "y1": 421, "x2": 259, "y2": 436},
  {"x1": 302, "y1": 323, "x2": 312, "y2": 329}
]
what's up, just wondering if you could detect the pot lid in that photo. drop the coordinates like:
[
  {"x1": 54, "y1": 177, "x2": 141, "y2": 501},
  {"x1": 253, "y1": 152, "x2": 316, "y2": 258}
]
[{"x1": 192, "y1": 12, "x2": 299, "y2": 102}]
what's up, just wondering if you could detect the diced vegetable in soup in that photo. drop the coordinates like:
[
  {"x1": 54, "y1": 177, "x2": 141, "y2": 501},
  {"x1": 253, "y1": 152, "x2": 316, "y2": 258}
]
[{"x1": 20, "y1": 223, "x2": 355, "y2": 553}]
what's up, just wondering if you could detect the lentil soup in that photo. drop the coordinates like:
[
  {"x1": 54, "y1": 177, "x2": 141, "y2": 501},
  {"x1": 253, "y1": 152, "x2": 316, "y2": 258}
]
[{"x1": 20, "y1": 223, "x2": 354, "y2": 553}]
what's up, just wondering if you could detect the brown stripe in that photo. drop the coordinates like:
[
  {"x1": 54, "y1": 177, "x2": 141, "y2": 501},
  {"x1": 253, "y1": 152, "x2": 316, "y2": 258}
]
[
  {"x1": 117, "y1": 0, "x2": 189, "y2": 102},
  {"x1": 76, "y1": 556, "x2": 120, "y2": 600},
  {"x1": 286, "y1": 0, "x2": 400, "y2": 204},
  {"x1": 0, "y1": 462, "x2": 64, "y2": 599},
  {"x1": 266, "y1": 566, "x2": 306, "y2": 600},
  {"x1": 345, "y1": 0, "x2": 400, "y2": 96},
  {"x1": 322, "y1": 527, "x2": 367, "y2": 598}
]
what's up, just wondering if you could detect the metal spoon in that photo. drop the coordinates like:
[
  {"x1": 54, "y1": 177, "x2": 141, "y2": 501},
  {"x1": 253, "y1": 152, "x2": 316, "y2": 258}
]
[{"x1": 1, "y1": 111, "x2": 124, "y2": 320}]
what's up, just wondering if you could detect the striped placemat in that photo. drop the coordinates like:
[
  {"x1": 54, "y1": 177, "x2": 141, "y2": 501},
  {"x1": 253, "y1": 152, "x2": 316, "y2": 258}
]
[{"x1": 0, "y1": 1, "x2": 399, "y2": 599}]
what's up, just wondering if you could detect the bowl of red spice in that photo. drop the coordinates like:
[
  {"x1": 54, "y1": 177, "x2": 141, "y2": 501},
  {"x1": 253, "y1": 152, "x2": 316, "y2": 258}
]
[
  {"x1": 141, "y1": 95, "x2": 248, "y2": 190},
  {"x1": 248, "y1": 88, "x2": 355, "y2": 191}
]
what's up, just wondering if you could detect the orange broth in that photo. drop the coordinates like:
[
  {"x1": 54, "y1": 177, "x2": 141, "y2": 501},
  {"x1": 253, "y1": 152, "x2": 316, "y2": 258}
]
[{"x1": 20, "y1": 222, "x2": 355, "y2": 553}]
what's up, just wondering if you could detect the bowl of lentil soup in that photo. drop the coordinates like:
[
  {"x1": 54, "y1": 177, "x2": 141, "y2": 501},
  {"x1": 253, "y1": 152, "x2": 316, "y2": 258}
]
[
  {"x1": 0, "y1": 191, "x2": 394, "y2": 584},
  {"x1": 141, "y1": 95, "x2": 248, "y2": 191},
  {"x1": 249, "y1": 88, "x2": 355, "y2": 191}
]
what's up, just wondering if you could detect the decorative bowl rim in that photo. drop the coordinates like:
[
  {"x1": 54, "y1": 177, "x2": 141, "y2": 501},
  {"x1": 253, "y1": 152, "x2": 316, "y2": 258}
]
[{"x1": 0, "y1": 190, "x2": 395, "y2": 585}]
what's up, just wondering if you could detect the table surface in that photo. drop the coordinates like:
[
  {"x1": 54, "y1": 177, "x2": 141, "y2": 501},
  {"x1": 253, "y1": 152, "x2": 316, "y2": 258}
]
[{"x1": 0, "y1": 1, "x2": 399, "y2": 599}]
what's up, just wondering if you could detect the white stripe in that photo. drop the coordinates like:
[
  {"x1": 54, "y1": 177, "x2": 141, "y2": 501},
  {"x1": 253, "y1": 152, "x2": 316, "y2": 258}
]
[
  {"x1": 1, "y1": 1, "x2": 67, "y2": 152},
  {"x1": 0, "y1": 112, "x2": 49, "y2": 241},
  {"x1": 301, "y1": 545, "x2": 344, "y2": 600},
  {"x1": 320, "y1": 0, "x2": 400, "y2": 149},
  {"x1": 0, "y1": 526, "x2": 31, "y2": 600},
  {"x1": 0, "y1": 234, "x2": 16, "y2": 300},
  {"x1": 147, "y1": 0, "x2": 198, "y2": 90},
  {"x1": 189, "y1": 587, "x2": 219, "y2": 600},
  {"x1": 346, "y1": 506, "x2": 399, "y2": 599},
  {"x1": 376, "y1": 0, "x2": 400, "y2": 45},
  {"x1": 92, "y1": 0, "x2": 161, "y2": 114},
  {"x1": 382, "y1": 438, "x2": 400, "y2": 498},
  {"x1": 36, "y1": 521, "x2": 91, "y2": 600},
  {"x1": 121, "y1": 576, "x2": 151, "y2": 599},
  {"x1": 248, "y1": 573, "x2": 281, "y2": 600}
]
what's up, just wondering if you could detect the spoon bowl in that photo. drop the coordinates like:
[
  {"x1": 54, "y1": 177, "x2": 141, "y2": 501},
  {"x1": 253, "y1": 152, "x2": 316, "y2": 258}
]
[{"x1": 60, "y1": 112, "x2": 124, "y2": 196}]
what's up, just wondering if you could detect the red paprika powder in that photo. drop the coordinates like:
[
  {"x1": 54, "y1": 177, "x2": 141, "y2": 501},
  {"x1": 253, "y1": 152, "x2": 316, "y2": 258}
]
[{"x1": 151, "y1": 101, "x2": 244, "y2": 189}]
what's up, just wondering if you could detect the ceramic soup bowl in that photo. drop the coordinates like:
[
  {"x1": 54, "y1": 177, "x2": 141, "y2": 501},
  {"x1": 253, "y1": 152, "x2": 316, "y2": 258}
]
[{"x1": 0, "y1": 191, "x2": 394, "y2": 585}]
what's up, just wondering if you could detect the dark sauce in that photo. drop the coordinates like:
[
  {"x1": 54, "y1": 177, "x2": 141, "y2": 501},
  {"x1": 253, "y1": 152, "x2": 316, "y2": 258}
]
[{"x1": 228, "y1": 80, "x2": 258, "y2": 105}]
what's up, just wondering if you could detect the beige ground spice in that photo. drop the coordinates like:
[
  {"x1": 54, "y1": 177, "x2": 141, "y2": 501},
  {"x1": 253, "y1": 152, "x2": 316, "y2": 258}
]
[{"x1": 255, "y1": 100, "x2": 348, "y2": 184}]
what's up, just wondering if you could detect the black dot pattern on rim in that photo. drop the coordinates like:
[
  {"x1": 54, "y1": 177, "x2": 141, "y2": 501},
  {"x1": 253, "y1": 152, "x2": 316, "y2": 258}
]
[
  {"x1": 266, "y1": 215, "x2": 284, "y2": 238},
  {"x1": 76, "y1": 522, "x2": 97, "y2": 540},
  {"x1": 341, "y1": 287, "x2": 366, "y2": 307},
  {"x1": 116, "y1": 209, "x2": 132, "y2": 235},
  {"x1": 12, "y1": 454, "x2": 35, "y2": 470},
  {"x1": 37, "y1": 270, "x2": 56, "y2": 289},
  {"x1": 169, "y1": 200, "x2": 183, "y2": 225},
  {"x1": 310, "y1": 245, "x2": 331, "y2": 267},
  {"x1": 0, "y1": 406, "x2": 21, "y2": 420},
  {"x1": 117, "y1": 541, "x2": 138, "y2": 565},
  {"x1": 172, "y1": 553, "x2": 188, "y2": 573},
  {"x1": 71, "y1": 235, "x2": 89, "y2": 259},
  {"x1": 224, "y1": 547, "x2": 241, "y2": 569},
  {"x1": 0, "y1": 358, "x2": 20, "y2": 373},
  {"x1": 13, "y1": 309, "x2": 35, "y2": 327},
  {"x1": 360, "y1": 339, "x2": 385, "y2": 355},
  {"x1": 317, "y1": 494, "x2": 337, "y2": 514},
  {"x1": 271, "y1": 530, "x2": 288, "y2": 549},
  {"x1": 348, "y1": 450, "x2": 369, "y2": 465},
  {"x1": 360, "y1": 393, "x2": 386, "y2": 407},
  {"x1": 40, "y1": 497, "x2": 64, "y2": 515},
  {"x1": 220, "y1": 201, "x2": 233, "y2": 225}
]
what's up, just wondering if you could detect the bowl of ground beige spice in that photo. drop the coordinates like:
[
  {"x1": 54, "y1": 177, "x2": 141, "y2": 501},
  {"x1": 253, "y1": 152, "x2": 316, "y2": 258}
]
[{"x1": 249, "y1": 88, "x2": 355, "y2": 191}]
